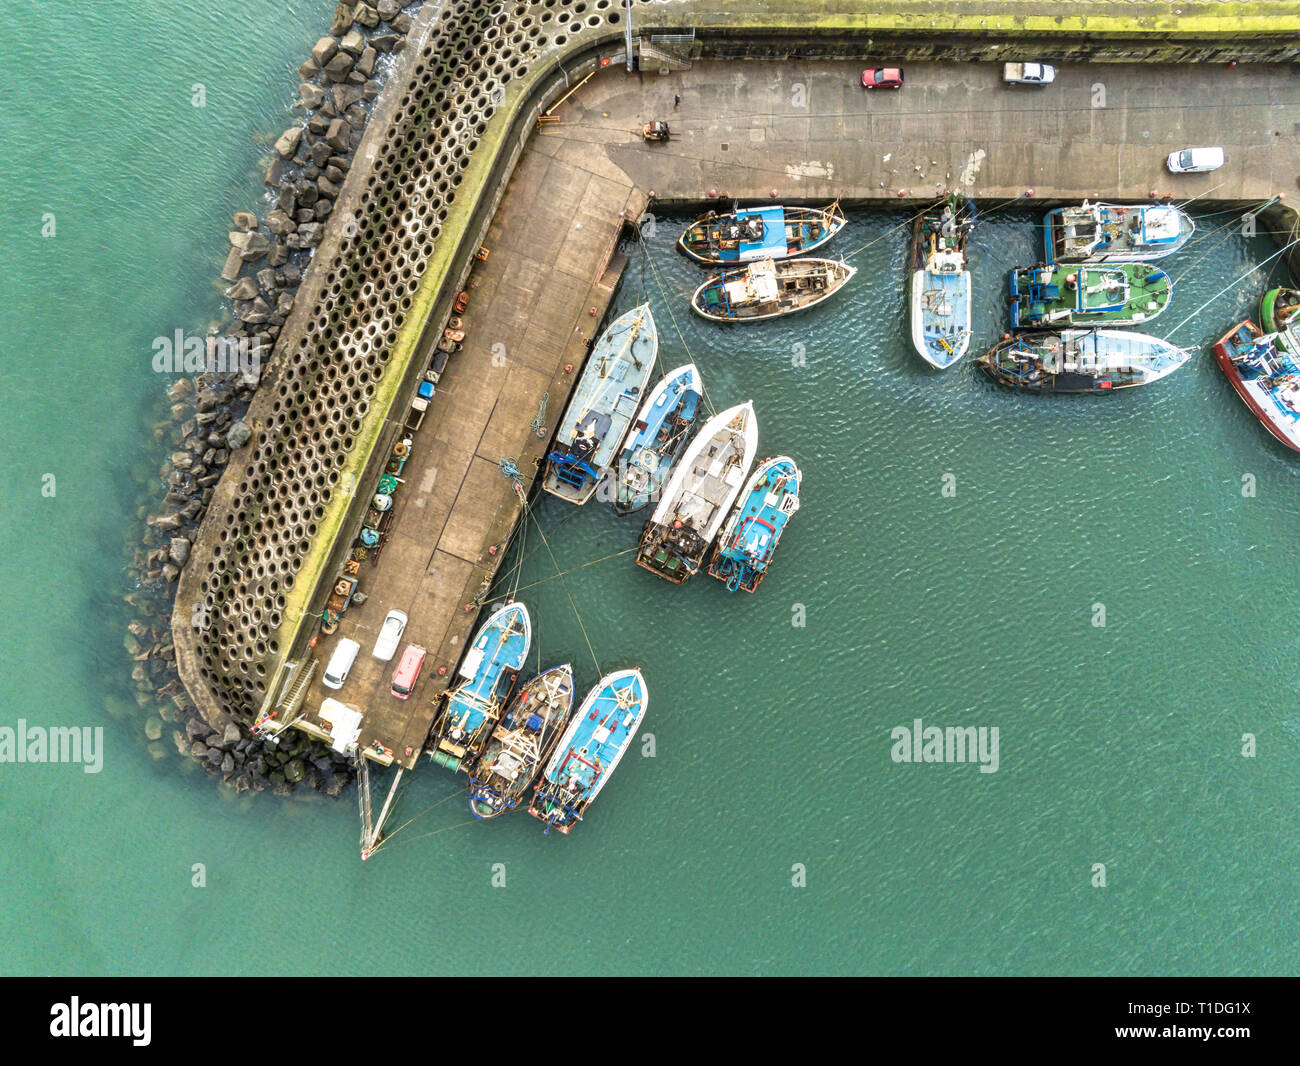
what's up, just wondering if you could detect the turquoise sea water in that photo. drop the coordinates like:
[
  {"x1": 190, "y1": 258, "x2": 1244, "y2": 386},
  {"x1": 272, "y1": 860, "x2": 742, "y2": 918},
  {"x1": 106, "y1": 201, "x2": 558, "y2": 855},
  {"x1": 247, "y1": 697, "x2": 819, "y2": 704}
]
[{"x1": 2, "y1": 4, "x2": 1299, "y2": 976}]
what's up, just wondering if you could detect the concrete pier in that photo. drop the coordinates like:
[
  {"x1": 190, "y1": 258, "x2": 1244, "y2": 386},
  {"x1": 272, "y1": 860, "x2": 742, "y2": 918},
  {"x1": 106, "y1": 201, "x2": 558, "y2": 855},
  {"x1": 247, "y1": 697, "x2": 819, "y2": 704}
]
[
  {"x1": 298, "y1": 145, "x2": 642, "y2": 767},
  {"x1": 173, "y1": 1, "x2": 1300, "y2": 770}
]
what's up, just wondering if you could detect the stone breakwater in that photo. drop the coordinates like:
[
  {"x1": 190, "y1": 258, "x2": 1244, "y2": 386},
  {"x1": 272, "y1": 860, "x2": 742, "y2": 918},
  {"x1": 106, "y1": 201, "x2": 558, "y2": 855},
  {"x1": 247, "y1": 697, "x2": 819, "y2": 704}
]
[{"x1": 120, "y1": 2, "x2": 422, "y2": 799}]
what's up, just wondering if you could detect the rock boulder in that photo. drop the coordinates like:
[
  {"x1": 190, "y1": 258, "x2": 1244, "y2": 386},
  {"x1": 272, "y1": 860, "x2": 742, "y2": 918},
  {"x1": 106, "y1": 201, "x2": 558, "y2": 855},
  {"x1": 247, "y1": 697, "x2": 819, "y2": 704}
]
[{"x1": 273, "y1": 126, "x2": 303, "y2": 158}]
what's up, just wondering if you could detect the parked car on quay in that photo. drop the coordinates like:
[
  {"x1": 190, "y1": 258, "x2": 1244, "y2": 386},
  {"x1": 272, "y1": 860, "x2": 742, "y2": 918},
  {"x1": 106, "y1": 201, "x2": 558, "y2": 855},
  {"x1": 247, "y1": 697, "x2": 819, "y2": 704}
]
[
  {"x1": 862, "y1": 67, "x2": 904, "y2": 90},
  {"x1": 1167, "y1": 146, "x2": 1226, "y2": 173}
]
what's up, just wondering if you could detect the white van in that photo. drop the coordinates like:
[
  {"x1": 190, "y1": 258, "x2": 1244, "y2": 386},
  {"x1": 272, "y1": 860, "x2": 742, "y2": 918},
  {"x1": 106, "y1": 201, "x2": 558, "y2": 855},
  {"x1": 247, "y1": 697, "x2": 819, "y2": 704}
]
[
  {"x1": 1167, "y1": 147, "x2": 1225, "y2": 173},
  {"x1": 372, "y1": 609, "x2": 408, "y2": 661},
  {"x1": 321, "y1": 638, "x2": 360, "y2": 690}
]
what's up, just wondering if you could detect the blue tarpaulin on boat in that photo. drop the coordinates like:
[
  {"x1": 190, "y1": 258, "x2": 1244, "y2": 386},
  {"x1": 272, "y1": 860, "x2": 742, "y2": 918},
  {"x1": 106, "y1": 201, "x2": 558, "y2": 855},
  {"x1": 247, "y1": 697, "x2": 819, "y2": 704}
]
[{"x1": 739, "y1": 207, "x2": 786, "y2": 258}]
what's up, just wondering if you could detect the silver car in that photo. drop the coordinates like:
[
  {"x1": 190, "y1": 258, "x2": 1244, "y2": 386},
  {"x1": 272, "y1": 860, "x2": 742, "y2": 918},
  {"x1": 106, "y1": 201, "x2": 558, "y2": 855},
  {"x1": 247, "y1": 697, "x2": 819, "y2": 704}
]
[{"x1": 372, "y1": 609, "x2": 408, "y2": 661}]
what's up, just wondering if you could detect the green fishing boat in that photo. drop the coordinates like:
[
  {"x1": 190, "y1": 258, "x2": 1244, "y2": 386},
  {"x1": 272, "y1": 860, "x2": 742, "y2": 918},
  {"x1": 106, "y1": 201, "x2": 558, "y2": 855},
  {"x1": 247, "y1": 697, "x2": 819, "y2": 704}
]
[
  {"x1": 1260, "y1": 287, "x2": 1300, "y2": 353},
  {"x1": 1009, "y1": 263, "x2": 1173, "y2": 329}
]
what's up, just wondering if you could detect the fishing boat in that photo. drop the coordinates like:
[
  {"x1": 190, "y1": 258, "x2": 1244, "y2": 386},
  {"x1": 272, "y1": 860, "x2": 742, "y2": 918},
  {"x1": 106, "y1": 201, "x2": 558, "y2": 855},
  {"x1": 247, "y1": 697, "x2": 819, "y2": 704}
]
[
  {"x1": 1009, "y1": 263, "x2": 1173, "y2": 329},
  {"x1": 542, "y1": 304, "x2": 657, "y2": 505},
  {"x1": 1212, "y1": 320, "x2": 1300, "y2": 451},
  {"x1": 678, "y1": 201, "x2": 846, "y2": 266},
  {"x1": 1260, "y1": 287, "x2": 1300, "y2": 335},
  {"x1": 1259, "y1": 287, "x2": 1300, "y2": 354},
  {"x1": 528, "y1": 668, "x2": 647, "y2": 835},
  {"x1": 467, "y1": 663, "x2": 575, "y2": 819},
  {"x1": 978, "y1": 329, "x2": 1190, "y2": 392},
  {"x1": 707, "y1": 456, "x2": 801, "y2": 593},
  {"x1": 636, "y1": 401, "x2": 758, "y2": 584},
  {"x1": 612, "y1": 363, "x2": 702, "y2": 515},
  {"x1": 909, "y1": 194, "x2": 976, "y2": 368},
  {"x1": 428, "y1": 601, "x2": 531, "y2": 772},
  {"x1": 1044, "y1": 201, "x2": 1194, "y2": 263},
  {"x1": 690, "y1": 258, "x2": 855, "y2": 322}
]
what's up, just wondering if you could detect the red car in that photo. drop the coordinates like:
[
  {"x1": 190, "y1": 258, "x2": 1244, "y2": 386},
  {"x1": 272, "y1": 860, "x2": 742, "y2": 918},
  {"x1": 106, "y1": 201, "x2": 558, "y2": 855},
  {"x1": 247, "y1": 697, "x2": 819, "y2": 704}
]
[{"x1": 862, "y1": 67, "x2": 904, "y2": 90}]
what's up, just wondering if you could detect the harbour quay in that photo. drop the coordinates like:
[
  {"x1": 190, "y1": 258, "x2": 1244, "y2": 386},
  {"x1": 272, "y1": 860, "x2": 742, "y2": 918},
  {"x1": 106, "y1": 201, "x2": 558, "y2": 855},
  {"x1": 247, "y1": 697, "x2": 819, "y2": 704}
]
[{"x1": 171, "y1": 2, "x2": 1300, "y2": 802}]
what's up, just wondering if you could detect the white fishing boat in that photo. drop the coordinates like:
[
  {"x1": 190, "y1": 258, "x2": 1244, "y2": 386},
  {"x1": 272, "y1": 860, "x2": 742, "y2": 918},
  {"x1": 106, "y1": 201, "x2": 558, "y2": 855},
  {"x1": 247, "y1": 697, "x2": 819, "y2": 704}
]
[
  {"x1": 1044, "y1": 201, "x2": 1195, "y2": 263},
  {"x1": 613, "y1": 363, "x2": 702, "y2": 515},
  {"x1": 635, "y1": 401, "x2": 758, "y2": 584},
  {"x1": 691, "y1": 258, "x2": 855, "y2": 322}
]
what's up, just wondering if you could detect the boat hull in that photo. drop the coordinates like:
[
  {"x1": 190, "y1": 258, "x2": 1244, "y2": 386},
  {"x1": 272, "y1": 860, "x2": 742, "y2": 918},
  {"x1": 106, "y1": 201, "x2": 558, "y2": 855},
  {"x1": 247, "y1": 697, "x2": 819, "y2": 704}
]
[
  {"x1": 978, "y1": 329, "x2": 1189, "y2": 392},
  {"x1": 691, "y1": 259, "x2": 855, "y2": 322},
  {"x1": 910, "y1": 268, "x2": 970, "y2": 368},
  {"x1": 613, "y1": 364, "x2": 701, "y2": 515},
  {"x1": 467, "y1": 663, "x2": 575, "y2": 819},
  {"x1": 909, "y1": 197, "x2": 975, "y2": 368},
  {"x1": 1044, "y1": 202, "x2": 1194, "y2": 264},
  {"x1": 677, "y1": 202, "x2": 845, "y2": 266},
  {"x1": 1009, "y1": 263, "x2": 1173, "y2": 329}
]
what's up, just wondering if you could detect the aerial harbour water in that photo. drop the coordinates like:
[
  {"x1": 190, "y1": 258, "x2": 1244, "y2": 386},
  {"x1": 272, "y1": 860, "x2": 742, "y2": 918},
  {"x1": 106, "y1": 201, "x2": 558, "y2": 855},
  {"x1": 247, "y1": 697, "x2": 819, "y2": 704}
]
[{"x1": 4, "y1": 0, "x2": 1300, "y2": 984}]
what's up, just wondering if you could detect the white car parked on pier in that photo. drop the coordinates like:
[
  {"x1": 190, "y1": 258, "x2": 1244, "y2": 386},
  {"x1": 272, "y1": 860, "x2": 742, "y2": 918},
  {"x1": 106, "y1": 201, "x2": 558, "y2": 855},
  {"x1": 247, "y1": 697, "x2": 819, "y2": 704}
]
[
  {"x1": 1166, "y1": 147, "x2": 1226, "y2": 173},
  {"x1": 372, "y1": 609, "x2": 408, "y2": 661}
]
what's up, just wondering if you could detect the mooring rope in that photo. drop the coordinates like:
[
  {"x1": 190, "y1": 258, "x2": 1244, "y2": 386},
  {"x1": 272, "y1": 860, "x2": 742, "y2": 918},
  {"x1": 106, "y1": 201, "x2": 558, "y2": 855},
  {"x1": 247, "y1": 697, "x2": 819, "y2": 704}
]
[
  {"x1": 1165, "y1": 233, "x2": 1300, "y2": 340},
  {"x1": 507, "y1": 546, "x2": 638, "y2": 595},
  {"x1": 365, "y1": 785, "x2": 466, "y2": 855},
  {"x1": 641, "y1": 243, "x2": 719, "y2": 419},
  {"x1": 524, "y1": 500, "x2": 602, "y2": 678},
  {"x1": 531, "y1": 391, "x2": 549, "y2": 438}
]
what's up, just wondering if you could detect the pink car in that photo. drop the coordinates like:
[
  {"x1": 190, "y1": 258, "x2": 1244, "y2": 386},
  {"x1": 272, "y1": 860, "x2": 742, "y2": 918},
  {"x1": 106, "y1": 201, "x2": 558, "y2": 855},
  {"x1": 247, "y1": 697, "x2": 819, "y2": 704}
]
[{"x1": 862, "y1": 67, "x2": 904, "y2": 90}]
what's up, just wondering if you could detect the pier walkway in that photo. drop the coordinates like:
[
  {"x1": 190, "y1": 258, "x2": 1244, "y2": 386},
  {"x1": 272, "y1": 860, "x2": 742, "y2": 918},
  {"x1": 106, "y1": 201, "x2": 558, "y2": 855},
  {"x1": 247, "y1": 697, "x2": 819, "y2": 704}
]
[
  {"x1": 563, "y1": 59, "x2": 1299, "y2": 204},
  {"x1": 298, "y1": 130, "x2": 642, "y2": 767}
]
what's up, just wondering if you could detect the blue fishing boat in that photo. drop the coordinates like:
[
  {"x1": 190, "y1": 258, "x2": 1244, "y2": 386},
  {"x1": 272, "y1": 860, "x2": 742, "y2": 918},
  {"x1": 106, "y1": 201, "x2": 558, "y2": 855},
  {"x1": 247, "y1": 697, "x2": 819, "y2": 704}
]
[
  {"x1": 1044, "y1": 201, "x2": 1194, "y2": 264},
  {"x1": 909, "y1": 194, "x2": 975, "y2": 368},
  {"x1": 708, "y1": 456, "x2": 801, "y2": 593},
  {"x1": 678, "y1": 201, "x2": 846, "y2": 266},
  {"x1": 1213, "y1": 320, "x2": 1300, "y2": 452},
  {"x1": 542, "y1": 304, "x2": 657, "y2": 504},
  {"x1": 429, "y1": 601, "x2": 531, "y2": 772},
  {"x1": 528, "y1": 668, "x2": 647, "y2": 835},
  {"x1": 467, "y1": 663, "x2": 574, "y2": 819},
  {"x1": 612, "y1": 363, "x2": 702, "y2": 515}
]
